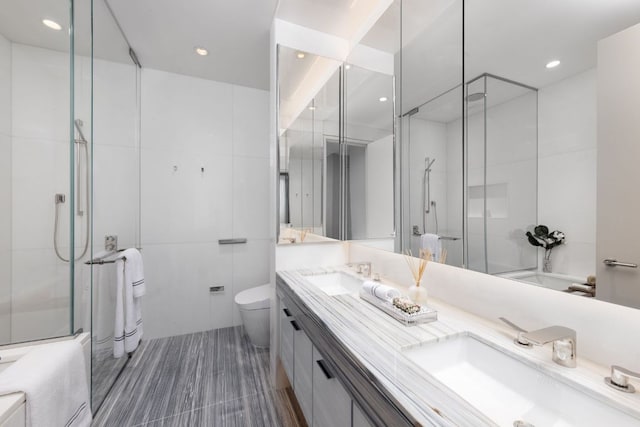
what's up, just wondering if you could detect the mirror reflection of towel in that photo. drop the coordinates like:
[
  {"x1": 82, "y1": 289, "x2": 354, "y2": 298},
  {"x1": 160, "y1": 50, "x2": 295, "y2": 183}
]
[{"x1": 420, "y1": 234, "x2": 441, "y2": 261}]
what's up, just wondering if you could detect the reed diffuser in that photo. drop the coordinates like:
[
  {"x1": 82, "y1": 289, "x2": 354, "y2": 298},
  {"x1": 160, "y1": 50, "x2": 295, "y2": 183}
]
[
  {"x1": 403, "y1": 249, "x2": 430, "y2": 304},
  {"x1": 299, "y1": 228, "x2": 309, "y2": 243}
]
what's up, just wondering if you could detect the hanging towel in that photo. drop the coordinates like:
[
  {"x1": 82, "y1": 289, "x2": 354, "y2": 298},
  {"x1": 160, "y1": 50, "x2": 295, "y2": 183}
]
[
  {"x1": 0, "y1": 340, "x2": 92, "y2": 427},
  {"x1": 420, "y1": 233, "x2": 441, "y2": 262},
  {"x1": 114, "y1": 248, "x2": 145, "y2": 358},
  {"x1": 92, "y1": 261, "x2": 117, "y2": 352}
]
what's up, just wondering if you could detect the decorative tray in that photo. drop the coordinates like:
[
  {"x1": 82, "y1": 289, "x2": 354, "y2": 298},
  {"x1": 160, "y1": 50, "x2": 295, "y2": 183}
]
[{"x1": 359, "y1": 291, "x2": 438, "y2": 326}]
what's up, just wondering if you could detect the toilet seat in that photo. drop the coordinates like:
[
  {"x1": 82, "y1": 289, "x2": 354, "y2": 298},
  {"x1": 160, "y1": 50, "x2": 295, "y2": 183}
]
[{"x1": 234, "y1": 284, "x2": 271, "y2": 310}]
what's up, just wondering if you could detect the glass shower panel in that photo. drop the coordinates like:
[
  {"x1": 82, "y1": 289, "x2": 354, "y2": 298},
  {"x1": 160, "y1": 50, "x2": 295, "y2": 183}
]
[
  {"x1": 465, "y1": 76, "x2": 488, "y2": 272},
  {"x1": 0, "y1": 0, "x2": 76, "y2": 345},
  {"x1": 484, "y1": 76, "x2": 537, "y2": 274},
  {"x1": 90, "y1": 0, "x2": 141, "y2": 412}
]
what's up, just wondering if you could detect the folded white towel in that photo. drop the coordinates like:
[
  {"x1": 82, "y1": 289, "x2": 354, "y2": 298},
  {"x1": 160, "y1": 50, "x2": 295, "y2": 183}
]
[
  {"x1": 0, "y1": 340, "x2": 91, "y2": 427},
  {"x1": 420, "y1": 233, "x2": 441, "y2": 261},
  {"x1": 114, "y1": 248, "x2": 145, "y2": 358},
  {"x1": 362, "y1": 281, "x2": 400, "y2": 302}
]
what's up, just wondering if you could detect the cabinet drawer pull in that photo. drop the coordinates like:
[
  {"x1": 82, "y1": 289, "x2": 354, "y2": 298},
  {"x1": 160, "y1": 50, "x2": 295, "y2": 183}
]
[
  {"x1": 283, "y1": 308, "x2": 292, "y2": 317},
  {"x1": 316, "y1": 359, "x2": 333, "y2": 380},
  {"x1": 290, "y1": 320, "x2": 301, "y2": 331}
]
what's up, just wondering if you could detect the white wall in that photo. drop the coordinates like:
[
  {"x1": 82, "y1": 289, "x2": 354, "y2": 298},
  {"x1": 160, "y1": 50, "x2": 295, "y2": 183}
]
[
  {"x1": 140, "y1": 68, "x2": 270, "y2": 339},
  {"x1": 538, "y1": 69, "x2": 597, "y2": 278},
  {"x1": 365, "y1": 134, "x2": 393, "y2": 238},
  {"x1": 0, "y1": 32, "x2": 11, "y2": 343}
]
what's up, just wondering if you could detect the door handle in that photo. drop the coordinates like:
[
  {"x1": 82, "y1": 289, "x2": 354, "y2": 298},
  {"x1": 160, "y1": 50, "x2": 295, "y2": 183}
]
[{"x1": 603, "y1": 259, "x2": 638, "y2": 268}]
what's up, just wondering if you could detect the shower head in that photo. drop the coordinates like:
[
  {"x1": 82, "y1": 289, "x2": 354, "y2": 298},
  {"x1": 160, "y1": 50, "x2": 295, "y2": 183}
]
[{"x1": 466, "y1": 92, "x2": 486, "y2": 102}]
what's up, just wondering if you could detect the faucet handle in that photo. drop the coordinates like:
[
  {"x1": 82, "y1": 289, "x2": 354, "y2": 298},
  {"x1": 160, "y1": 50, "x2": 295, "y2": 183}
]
[
  {"x1": 605, "y1": 365, "x2": 640, "y2": 393},
  {"x1": 498, "y1": 317, "x2": 533, "y2": 348}
]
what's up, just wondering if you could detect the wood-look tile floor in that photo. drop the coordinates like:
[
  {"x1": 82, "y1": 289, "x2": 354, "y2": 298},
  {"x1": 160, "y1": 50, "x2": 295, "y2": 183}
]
[{"x1": 93, "y1": 326, "x2": 305, "y2": 427}]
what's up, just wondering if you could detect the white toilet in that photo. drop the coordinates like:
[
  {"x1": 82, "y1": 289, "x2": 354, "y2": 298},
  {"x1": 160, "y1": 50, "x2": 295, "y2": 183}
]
[{"x1": 234, "y1": 284, "x2": 271, "y2": 348}]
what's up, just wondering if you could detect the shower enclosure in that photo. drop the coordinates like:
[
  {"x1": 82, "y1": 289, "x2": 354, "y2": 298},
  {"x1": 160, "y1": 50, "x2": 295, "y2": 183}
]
[
  {"x1": 0, "y1": 0, "x2": 82, "y2": 346},
  {"x1": 464, "y1": 74, "x2": 537, "y2": 274},
  {"x1": 1, "y1": 0, "x2": 142, "y2": 413},
  {"x1": 404, "y1": 73, "x2": 537, "y2": 273}
]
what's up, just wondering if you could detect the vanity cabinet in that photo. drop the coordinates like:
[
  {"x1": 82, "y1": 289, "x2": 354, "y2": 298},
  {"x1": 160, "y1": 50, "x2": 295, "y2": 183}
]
[
  {"x1": 312, "y1": 346, "x2": 352, "y2": 427},
  {"x1": 293, "y1": 324, "x2": 314, "y2": 423},
  {"x1": 278, "y1": 295, "x2": 361, "y2": 427},
  {"x1": 352, "y1": 403, "x2": 373, "y2": 427},
  {"x1": 279, "y1": 304, "x2": 295, "y2": 383}
]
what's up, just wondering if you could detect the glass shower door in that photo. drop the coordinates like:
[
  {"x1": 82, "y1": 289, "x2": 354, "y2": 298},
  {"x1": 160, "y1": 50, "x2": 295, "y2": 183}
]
[{"x1": 0, "y1": 0, "x2": 78, "y2": 345}]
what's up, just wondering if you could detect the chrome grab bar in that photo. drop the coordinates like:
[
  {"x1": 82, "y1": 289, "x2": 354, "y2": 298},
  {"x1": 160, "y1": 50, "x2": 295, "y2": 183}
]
[
  {"x1": 218, "y1": 238, "x2": 247, "y2": 245},
  {"x1": 603, "y1": 259, "x2": 638, "y2": 268}
]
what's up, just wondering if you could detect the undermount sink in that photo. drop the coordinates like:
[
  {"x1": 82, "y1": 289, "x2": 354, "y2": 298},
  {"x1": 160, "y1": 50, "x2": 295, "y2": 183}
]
[
  {"x1": 303, "y1": 272, "x2": 364, "y2": 296},
  {"x1": 404, "y1": 334, "x2": 639, "y2": 427}
]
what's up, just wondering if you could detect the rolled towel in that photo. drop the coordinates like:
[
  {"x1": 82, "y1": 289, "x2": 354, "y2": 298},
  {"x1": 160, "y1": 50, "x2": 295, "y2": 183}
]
[{"x1": 362, "y1": 281, "x2": 401, "y2": 302}]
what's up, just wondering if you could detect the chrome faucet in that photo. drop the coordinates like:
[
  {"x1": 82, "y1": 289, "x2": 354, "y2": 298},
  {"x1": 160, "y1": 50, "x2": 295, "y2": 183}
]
[
  {"x1": 500, "y1": 317, "x2": 577, "y2": 368},
  {"x1": 350, "y1": 262, "x2": 372, "y2": 278}
]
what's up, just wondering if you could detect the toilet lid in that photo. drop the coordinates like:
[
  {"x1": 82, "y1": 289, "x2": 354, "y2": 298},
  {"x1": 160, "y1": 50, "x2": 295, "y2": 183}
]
[{"x1": 235, "y1": 284, "x2": 271, "y2": 310}]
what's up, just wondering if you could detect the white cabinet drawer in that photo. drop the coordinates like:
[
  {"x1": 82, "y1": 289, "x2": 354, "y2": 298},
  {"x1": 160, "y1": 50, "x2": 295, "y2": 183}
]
[
  {"x1": 279, "y1": 303, "x2": 295, "y2": 383},
  {"x1": 312, "y1": 346, "x2": 351, "y2": 427},
  {"x1": 352, "y1": 402, "x2": 373, "y2": 427},
  {"x1": 294, "y1": 326, "x2": 314, "y2": 424}
]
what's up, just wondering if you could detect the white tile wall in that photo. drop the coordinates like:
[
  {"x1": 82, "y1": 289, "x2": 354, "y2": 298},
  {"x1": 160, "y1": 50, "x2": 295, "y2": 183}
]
[
  {"x1": 140, "y1": 68, "x2": 270, "y2": 339},
  {"x1": 11, "y1": 45, "x2": 70, "y2": 142}
]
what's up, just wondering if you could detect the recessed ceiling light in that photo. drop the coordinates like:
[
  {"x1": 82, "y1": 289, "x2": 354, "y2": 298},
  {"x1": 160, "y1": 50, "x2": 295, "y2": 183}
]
[
  {"x1": 308, "y1": 106, "x2": 316, "y2": 111},
  {"x1": 195, "y1": 47, "x2": 208, "y2": 56},
  {"x1": 379, "y1": 97, "x2": 388, "y2": 102},
  {"x1": 42, "y1": 19, "x2": 62, "y2": 31},
  {"x1": 546, "y1": 60, "x2": 560, "y2": 69},
  {"x1": 345, "y1": 64, "x2": 351, "y2": 70},
  {"x1": 296, "y1": 52, "x2": 305, "y2": 59}
]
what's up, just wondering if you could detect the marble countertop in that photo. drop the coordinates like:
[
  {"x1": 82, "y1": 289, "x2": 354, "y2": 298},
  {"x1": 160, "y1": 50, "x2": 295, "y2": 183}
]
[{"x1": 277, "y1": 266, "x2": 640, "y2": 426}]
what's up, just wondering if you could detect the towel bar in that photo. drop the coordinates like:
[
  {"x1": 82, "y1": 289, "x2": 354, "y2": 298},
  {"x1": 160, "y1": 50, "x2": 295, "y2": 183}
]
[{"x1": 218, "y1": 238, "x2": 247, "y2": 245}]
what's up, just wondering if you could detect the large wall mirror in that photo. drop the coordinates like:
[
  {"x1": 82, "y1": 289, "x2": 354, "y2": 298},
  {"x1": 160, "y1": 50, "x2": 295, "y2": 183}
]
[
  {"x1": 277, "y1": 23, "x2": 396, "y2": 246},
  {"x1": 277, "y1": 0, "x2": 640, "y2": 310},
  {"x1": 460, "y1": 0, "x2": 640, "y2": 309}
]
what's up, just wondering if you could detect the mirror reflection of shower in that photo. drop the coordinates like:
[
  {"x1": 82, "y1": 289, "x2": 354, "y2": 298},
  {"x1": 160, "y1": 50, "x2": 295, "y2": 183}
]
[
  {"x1": 54, "y1": 119, "x2": 90, "y2": 262},
  {"x1": 423, "y1": 157, "x2": 438, "y2": 234}
]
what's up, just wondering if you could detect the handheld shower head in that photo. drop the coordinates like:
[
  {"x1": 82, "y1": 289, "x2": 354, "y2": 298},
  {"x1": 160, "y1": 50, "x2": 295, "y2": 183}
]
[
  {"x1": 74, "y1": 119, "x2": 88, "y2": 144},
  {"x1": 425, "y1": 158, "x2": 436, "y2": 171}
]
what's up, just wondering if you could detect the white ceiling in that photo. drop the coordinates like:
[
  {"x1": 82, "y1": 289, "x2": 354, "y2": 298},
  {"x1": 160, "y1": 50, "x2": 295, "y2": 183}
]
[
  {"x1": 2, "y1": 0, "x2": 640, "y2": 99},
  {"x1": 107, "y1": 0, "x2": 278, "y2": 90}
]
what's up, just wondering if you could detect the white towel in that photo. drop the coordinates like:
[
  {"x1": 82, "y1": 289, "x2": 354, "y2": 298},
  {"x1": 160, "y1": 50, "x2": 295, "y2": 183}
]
[
  {"x1": 0, "y1": 340, "x2": 91, "y2": 427},
  {"x1": 362, "y1": 281, "x2": 400, "y2": 302},
  {"x1": 420, "y1": 233, "x2": 441, "y2": 261},
  {"x1": 114, "y1": 248, "x2": 145, "y2": 358},
  {"x1": 92, "y1": 262, "x2": 117, "y2": 351}
]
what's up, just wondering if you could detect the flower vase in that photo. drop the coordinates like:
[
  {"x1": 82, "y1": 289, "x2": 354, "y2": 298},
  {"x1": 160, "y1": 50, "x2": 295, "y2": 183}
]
[{"x1": 408, "y1": 283, "x2": 428, "y2": 305}]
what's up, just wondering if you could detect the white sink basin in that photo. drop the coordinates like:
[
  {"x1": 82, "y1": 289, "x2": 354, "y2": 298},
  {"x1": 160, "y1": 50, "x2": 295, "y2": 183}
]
[
  {"x1": 404, "y1": 334, "x2": 640, "y2": 426},
  {"x1": 303, "y1": 272, "x2": 363, "y2": 296}
]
